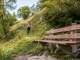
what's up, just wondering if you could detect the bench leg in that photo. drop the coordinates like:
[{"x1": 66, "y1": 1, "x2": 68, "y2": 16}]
[
  {"x1": 55, "y1": 44, "x2": 60, "y2": 53},
  {"x1": 58, "y1": 45, "x2": 72, "y2": 55},
  {"x1": 71, "y1": 45, "x2": 80, "y2": 57},
  {"x1": 48, "y1": 43, "x2": 52, "y2": 49},
  {"x1": 71, "y1": 45, "x2": 77, "y2": 53}
]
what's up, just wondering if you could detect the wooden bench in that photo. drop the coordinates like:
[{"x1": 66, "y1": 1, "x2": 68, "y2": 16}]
[{"x1": 35, "y1": 23, "x2": 80, "y2": 57}]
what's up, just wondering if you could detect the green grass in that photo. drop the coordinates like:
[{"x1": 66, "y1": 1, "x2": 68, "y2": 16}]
[
  {"x1": 0, "y1": 35, "x2": 42, "y2": 60},
  {"x1": 0, "y1": 8, "x2": 48, "y2": 60}
]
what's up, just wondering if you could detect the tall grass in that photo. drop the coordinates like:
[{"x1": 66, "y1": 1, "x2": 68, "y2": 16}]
[{"x1": 0, "y1": 34, "x2": 42, "y2": 60}]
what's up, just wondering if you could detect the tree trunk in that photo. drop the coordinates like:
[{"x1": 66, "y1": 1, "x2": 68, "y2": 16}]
[{"x1": 1, "y1": 0, "x2": 7, "y2": 38}]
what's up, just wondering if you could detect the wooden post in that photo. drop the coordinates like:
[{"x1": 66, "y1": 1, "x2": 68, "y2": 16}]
[
  {"x1": 71, "y1": 23, "x2": 77, "y2": 53},
  {"x1": 48, "y1": 29, "x2": 53, "y2": 49}
]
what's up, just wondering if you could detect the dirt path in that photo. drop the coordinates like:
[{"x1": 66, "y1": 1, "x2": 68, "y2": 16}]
[{"x1": 14, "y1": 54, "x2": 59, "y2": 60}]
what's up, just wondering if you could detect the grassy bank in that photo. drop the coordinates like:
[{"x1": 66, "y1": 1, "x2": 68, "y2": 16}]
[{"x1": 0, "y1": 35, "x2": 43, "y2": 60}]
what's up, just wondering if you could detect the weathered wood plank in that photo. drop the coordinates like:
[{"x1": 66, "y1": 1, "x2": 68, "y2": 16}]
[
  {"x1": 45, "y1": 33, "x2": 80, "y2": 39},
  {"x1": 35, "y1": 40, "x2": 80, "y2": 45},
  {"x1": 46, "y1": 24, "x2": 80, "y2": 34}
]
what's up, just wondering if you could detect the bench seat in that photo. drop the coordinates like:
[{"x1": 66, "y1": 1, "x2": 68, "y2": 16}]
[
  {"x1": 34, "y1": 23, "x2": 80, "y2": 57},
  {"x1": 35, "y1": 40, "x2": 80, "y2": 45}
]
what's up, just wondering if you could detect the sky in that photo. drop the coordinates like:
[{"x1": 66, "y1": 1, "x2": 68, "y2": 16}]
[{"x1": 10, "y1": 0, "x2": 39, "y2": 14}]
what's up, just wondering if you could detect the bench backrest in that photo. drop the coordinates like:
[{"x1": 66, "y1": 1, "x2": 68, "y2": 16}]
[{"x1": 45, "y1": 23, "x2": 80, "y2": 40}]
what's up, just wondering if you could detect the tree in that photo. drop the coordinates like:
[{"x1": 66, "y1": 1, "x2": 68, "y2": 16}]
[
  {"x1": 0, "y1": 0, "x2": 16, "y2": 38},
  {"x1": 39, "y1": 0, "x2": 80, "y2": 28},
  {"x1": 30, "y1": 4, "x2": 36, "y2": 15},
  {"x1": 17, "y1": 6, "x2": 30, "y2": 20},
  {"x1": 6, "y1": 12, "x2": 17, "y2": 26}
]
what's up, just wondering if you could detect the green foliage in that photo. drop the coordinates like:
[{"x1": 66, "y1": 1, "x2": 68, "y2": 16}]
[
  {"x1": 0, "y1": 0, "x2": 17, "y2": 39},
  {"x1": 0, "y1": 34, "x2": 41, "y2": 59},
  {"x1": 39, "y1": 0, "x2": 80, "y2": 28},
  {"x1": 0, "y1": 49, "x2": 13, "y2": 60},
  {"x1": 4, "y1": 0, "x2": 16, "y2": 10},
  {"x1": 6, "y1": 31, "x2": 16, "y2": 40},
  {"x1": 6, "y1": 12, "x2": 17, "y2": 26},
  {"x1": 17, "y1": 6, "x2": 31, "y2": 20},
  {"x1": 0, "y1": 12, "x2": 17, "y2": 39},
  {"x1": 30, "y1": 4, "x2": 36, "y2": 14},
  {"x1": 0, "y1": 11, "x2": 48, "y2": 58},
  {"x1": 28, "y1": 44, "x2": 43, "y2": 54}
]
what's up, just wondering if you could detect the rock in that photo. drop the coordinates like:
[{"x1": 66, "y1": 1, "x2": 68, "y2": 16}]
[
  {"x1": 28, "y1": 56, "x2": 39, "y2": 60},
  {"x1": 14, "y1": 56, "x2": 23, "y2": 60},
  {"x1": 14, "y1": 54, "x2": 58, "y2": 60},
  {"x1": 28, "y1": 54, "x2": 58, "y2": 60}
]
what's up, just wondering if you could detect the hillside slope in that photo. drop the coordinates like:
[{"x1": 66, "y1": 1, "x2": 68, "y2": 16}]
[{"x1": 0, "y1": 8, "x2": 50, "y2": 60}]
